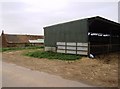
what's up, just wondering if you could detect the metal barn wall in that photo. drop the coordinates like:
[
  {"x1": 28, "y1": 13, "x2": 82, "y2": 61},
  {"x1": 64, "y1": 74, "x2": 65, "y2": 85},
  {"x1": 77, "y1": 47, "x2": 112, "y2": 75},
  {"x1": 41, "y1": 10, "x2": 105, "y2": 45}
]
[{"x1": 44, "y1": 19, "x2": 89, "y2": 47}]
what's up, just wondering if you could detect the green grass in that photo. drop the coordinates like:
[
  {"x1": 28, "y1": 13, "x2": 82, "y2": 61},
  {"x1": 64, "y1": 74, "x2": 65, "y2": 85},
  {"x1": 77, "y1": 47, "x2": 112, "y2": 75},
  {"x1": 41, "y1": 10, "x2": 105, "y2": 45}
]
[
  {"x1": 25, "y1": 51, "x2": 81, "y2": 60},
  {"x1": 0, "y1": 46, "x2": 44, "y2": 52}
]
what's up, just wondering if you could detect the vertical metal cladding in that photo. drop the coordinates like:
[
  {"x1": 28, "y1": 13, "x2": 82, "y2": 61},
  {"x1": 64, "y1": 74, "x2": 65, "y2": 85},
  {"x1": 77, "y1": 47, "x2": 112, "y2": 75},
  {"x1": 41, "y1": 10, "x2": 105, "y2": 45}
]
[{"x1": 44, "y1": 19, "x2": 89, "y2": 47}]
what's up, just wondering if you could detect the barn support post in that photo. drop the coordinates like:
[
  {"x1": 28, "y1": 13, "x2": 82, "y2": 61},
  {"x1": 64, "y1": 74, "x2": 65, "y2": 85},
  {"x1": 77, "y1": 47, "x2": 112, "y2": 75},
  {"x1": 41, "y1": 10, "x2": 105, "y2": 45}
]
[
  {"x1": 109, "y1": 31, "x2": 112, "y2": 53},
  {"x1": 88, "y1": 32, "x2": 91, "y2": 57},
  {"x1": 76, "y1": 42, "x2": 77, "y2": 55},
  {"x1": 55, "y1": 43, "x2": 57, "y2": 53},
  {"x1": 65, "y1": 42, "x2": 67, "y2": 54},
  {"x1": 88, "y1": 42, "x2": 90, "y2": 57},
  {"x1": 107, "y1": 44, "x2": 109, "y2": 54}
]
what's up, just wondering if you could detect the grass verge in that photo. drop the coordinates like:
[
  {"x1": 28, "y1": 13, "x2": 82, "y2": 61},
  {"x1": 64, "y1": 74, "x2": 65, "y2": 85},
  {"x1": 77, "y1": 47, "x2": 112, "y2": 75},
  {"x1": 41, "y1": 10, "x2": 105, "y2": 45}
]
[
  {"x1": 25, "y1": 51, "x2": 81, "y2": 60},
  {"x1": 0, "y1": 46, "x2": 44, "y2": 52}
]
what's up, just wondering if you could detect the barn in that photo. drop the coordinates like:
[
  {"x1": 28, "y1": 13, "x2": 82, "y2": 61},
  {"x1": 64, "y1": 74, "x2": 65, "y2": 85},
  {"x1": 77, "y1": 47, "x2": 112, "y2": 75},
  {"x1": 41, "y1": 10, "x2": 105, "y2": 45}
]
[
  {"x1": 44, "y1": 16, "x2": 120, "y2": 56},
  {"x1": 1, "y1": 31, "x2": 44, "y2": 48}
]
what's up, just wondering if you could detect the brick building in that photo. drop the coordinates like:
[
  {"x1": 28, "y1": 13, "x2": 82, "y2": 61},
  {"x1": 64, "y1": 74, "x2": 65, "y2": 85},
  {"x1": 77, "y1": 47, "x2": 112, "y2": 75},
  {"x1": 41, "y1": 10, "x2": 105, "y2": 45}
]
[{"x1": 1, "y1": 31, "x2": 44, "y2": 47}]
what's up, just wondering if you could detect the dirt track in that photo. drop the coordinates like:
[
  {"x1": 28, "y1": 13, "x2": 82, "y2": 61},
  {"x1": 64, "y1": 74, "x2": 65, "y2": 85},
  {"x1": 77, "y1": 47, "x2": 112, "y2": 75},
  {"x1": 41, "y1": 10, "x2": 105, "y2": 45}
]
[{"x1": 2, "y1": 49, "x2": 119, "y2": 87}]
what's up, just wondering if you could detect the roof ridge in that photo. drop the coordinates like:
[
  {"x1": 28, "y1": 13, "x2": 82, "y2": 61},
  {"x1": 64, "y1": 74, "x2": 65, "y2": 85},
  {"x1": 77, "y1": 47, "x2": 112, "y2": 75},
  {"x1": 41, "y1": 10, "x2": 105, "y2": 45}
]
[{"x1": 4, "y1": 34, "x2": 43, "y2": 36}]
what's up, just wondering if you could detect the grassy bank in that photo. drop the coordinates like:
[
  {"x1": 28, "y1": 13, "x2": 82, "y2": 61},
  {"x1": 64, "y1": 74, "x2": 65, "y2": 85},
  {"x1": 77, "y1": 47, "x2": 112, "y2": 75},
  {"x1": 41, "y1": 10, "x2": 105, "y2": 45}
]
[
  {"x1": 0, "y1": 46, "x2": 44, "y2": 52},
  {"x1": 25, "y1": 51, "x2": 81, "y2": 60}
]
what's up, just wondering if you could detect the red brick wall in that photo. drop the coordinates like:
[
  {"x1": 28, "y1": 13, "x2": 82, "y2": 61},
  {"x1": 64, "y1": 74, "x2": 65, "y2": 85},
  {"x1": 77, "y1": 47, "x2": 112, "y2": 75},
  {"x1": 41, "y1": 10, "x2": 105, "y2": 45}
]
[{"x1": 2, "y1": 33, "x2": 8, "y2": 47}]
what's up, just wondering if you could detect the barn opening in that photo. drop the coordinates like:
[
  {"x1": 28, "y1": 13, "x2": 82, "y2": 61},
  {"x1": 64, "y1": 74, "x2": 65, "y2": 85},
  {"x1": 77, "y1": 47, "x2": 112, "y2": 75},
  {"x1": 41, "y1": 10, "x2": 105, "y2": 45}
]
[{"x1": 88, "y1": 17, "x2": 120, "y2": 55}]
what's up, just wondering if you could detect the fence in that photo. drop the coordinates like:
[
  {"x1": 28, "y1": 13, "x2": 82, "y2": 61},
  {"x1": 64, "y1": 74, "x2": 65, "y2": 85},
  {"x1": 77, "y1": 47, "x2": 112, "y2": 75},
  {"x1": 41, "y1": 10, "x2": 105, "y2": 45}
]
[{"x1": 56, "y1": 42, "x2": 88, "y2": 55}]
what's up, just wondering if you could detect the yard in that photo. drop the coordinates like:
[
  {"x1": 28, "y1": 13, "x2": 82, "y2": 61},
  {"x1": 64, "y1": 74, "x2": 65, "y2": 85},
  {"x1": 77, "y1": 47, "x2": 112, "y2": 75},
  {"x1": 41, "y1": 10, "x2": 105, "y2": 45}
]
[{"x1": 2, "y1": 47, "x2": 119, "y2": 87}]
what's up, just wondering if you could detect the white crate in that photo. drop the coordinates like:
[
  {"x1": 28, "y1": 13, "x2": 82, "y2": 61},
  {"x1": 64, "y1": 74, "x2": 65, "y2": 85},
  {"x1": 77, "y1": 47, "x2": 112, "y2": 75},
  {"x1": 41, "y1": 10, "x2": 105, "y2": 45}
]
[
  {"x1": 77, "y1": 43, "x2": 88, "y2": 46},
  {"x1": 57, "y1": 42, "x2": 65, "y2": 45},
  {"x1": 77, "y1": 47, "x2": 88, "y2": 51},
  {"x1": 57, "y1": 49, "x2": 65, "y2": 53},
  {"x1": 66, "y1": 46, "x2": 76, "y2": 50},
  {"x1": 57, "y1": 46, "x2": 65, "y2": 49},
  {"x1": 66, "y1": 50, "x2": 76, "y2": 54},
  {"x1": 67, "y1": 42, "x2": 76, "y2": 46}
]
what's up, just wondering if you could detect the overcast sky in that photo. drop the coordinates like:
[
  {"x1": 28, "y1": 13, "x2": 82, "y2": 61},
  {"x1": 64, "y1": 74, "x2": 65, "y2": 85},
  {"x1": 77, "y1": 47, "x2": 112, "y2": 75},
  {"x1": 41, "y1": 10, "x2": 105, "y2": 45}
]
[{"x1": 0, "y1": 0, "x2": 119, "y2": 35}]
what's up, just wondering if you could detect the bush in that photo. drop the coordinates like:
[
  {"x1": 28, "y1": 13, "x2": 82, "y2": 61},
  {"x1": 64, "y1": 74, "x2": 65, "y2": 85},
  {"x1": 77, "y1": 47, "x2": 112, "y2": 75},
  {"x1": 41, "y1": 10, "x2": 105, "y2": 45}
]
[{"x1": 25, "y1": 51, "x2": 81, "y2": 60}]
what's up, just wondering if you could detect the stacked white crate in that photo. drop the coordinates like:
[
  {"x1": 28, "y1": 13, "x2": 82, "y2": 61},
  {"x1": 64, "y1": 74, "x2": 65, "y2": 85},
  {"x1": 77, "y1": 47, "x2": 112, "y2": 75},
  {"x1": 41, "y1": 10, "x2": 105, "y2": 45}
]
[{"x1": 56, "y1": 42, "x2": 88, "y2": 55}]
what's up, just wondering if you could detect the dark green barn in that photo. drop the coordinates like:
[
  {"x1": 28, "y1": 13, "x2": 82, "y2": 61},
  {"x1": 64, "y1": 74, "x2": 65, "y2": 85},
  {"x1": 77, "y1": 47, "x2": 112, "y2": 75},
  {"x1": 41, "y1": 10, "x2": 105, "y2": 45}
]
[{"x1": 44, "y1": 16, "x2": 120, "y2": 56}]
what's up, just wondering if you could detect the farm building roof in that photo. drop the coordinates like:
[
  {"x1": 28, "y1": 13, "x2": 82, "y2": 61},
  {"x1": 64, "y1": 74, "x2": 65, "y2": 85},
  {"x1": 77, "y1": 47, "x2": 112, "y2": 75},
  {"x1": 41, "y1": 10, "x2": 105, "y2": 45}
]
[
  {"x1": 2, "y1": 33, "x2": 44, "y2": 44},
  {"x1": 44, "y1": 16, "x2": 120, "y2": 27}
]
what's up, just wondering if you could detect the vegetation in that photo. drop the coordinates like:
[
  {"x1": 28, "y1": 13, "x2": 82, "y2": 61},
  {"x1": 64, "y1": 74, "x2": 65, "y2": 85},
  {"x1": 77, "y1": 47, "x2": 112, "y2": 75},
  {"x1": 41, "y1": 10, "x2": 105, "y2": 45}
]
[
  {"x1": 0, "y1": 46, "x2": 44, "y2": 52},
  {"x1": 1, "y1": 46, "x2": 81, "y2": 60},
  {"x1": 25, "y1": 51, "x2": 81, "y2": 60}
]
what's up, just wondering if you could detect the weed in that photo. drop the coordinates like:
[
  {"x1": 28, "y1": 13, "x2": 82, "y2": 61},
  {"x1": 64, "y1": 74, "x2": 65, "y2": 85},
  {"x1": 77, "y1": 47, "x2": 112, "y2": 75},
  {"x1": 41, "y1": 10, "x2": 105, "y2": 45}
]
[{"x1": 25, "y1": 51, "x2": 81, "y2": 60}]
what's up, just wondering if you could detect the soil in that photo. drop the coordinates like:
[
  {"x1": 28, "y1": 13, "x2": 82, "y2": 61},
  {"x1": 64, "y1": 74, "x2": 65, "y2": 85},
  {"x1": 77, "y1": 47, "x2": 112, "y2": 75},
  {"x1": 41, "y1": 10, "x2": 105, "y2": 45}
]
[{"x1": 2, "y1": 49, "x2": 119, "y2": 87}]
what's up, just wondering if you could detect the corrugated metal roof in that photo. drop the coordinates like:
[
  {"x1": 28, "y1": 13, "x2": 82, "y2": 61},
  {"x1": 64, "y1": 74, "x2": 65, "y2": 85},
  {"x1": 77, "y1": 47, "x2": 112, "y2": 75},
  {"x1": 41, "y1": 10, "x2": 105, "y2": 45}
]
[
  {"x1": 4, "y1": 34, "x2": 44, "y2": 43},
  {"x1": 29, "y1": 39, "x2": 44, "y2": 43}
]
